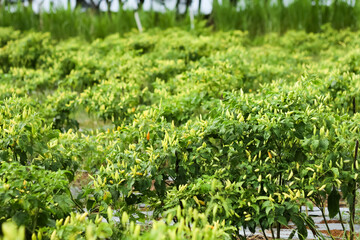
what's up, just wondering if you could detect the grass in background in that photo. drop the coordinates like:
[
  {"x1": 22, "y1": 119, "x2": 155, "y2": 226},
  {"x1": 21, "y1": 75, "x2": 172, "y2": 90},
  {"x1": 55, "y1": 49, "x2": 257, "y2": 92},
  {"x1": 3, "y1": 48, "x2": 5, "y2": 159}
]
[
  {"x1": 0, "y1": 5, "x2": 188, "y2": 40},
  {"x1": 212, "y1": 0, "x2": 360, "y2": 35},
  {"x1": 1, "y1": 0, "x2": 360, "y2": 40}
]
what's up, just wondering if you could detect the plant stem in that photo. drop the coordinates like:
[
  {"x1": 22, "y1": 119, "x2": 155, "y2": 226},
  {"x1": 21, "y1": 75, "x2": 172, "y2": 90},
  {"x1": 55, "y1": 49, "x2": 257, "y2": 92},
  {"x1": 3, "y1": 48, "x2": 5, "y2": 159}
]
[
  {"x1": 32, "y1": 208, "x2": 38, "y2": 234},
  {"x1": 260, "y1": 223, "x2": 269, "y2": 240},
  {"x1": 277, "y1": 173, "x2": 282, "y2": 239},
  {"x1": 270, "y1": 224, "x2": 275, "y2": 239},
  {"x1": 350, "y1": 140, "x2": 358, "y2": 240},
  {"x1": 303, "y1": 213, "x2": 326, "y2": 240},
  {"x1": 71, "y1": 193, "x2": 85, "y2": 213},
  {"x1": 320, "y1": 201, "x2": 335, "y2": 240},
  {"x1": 338, "y1": 210, "x2": 348, "y2": 240},
  {"x1": 353, "y1": 96, "x2": 356, "y2": 114}
]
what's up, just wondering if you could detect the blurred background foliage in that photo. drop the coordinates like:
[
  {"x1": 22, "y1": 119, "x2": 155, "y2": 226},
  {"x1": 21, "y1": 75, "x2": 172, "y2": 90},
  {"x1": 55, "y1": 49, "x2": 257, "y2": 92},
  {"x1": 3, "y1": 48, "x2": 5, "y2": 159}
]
[{"x1": 1, "y1": 0, "x2": 360, "y2": 40}]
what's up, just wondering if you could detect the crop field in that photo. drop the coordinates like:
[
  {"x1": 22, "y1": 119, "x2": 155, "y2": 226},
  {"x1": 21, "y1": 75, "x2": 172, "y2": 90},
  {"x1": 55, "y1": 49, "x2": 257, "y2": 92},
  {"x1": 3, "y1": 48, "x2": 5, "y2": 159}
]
[{"x1": 0, "y1": 26, "x2": 360, "y2": 239}]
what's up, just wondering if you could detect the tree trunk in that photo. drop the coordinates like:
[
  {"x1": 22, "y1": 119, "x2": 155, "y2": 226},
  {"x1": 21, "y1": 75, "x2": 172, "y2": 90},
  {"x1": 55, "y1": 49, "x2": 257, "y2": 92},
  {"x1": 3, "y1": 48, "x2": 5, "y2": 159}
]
[
  {"x1": 137, "y1": 0, "x2": 144, "y2": 10},
  {"x1": 106, "y1": 0, "x2": 111, "y2": 14},
  {"x1": 89, "y1": 0, "x2": 101, "y2": 13},
  {"x1": 184, "y1": 0, "x2": 191, "y2": 15},
  {"x1": 278, "y1": 0, "x2": 286, "y2": 34},
  {"x1": 75, "y1": 0, "x2": 81, "y2": 8},
  {"x1": 29, "y1": 0, "x2": 33, "y2": 10},
  {"x1": 229, "y1": 0, "x2": 237, "y2": 7},
  {"x1": 118, "y1": 0, "x2": 123, "y2": 11},
  {"x1": 175, "y1": 0, "x2": 181, "y2": 14}
]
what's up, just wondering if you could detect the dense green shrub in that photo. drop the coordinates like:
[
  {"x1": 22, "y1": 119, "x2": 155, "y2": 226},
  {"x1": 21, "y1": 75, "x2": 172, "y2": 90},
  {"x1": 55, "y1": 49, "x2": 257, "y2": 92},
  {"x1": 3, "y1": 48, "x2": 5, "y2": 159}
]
[
  {"x1": 0, "y1": 162, "x2": 73, "y2": 237},
  {"x1": 0, "y1": 27, "x2": 360, "y2": 239},
  {"x1": 0, "y1": 32, "x2": 52, "y2": 72}
]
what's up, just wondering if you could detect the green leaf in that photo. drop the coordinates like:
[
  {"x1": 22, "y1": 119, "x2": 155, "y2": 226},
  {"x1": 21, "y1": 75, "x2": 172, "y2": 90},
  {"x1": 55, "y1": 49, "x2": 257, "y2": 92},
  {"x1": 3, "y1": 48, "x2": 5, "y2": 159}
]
[
  {"x1": 319, "y1": 139, "x2": 329, "y2": 150},
  {"x1": 265, "y1": 206, "x2": 272, "y2": 215},
  {"x1": 311, "y1": 140, "x2": 319, "y2": 150},
  {"x1": 305, "y1": 201, "x2": 314, "y2": 211},
  {"x1": 291, "y1": 214, "x2": 307, "y2": 240},
  {"x1": 327, "y1": 187, "x2": 340, "y2": 219},
  {"x1": 294, "y1": 149, "x2": 306, "y2": 164},
  {"x1": 251, "y1": 204, "x2": 260, "y2": 214},
  {"x1": 331, "y1": 168, "x2": 339, "y2": 177},
  {"x1": 63, "y1": 171, "x2": 74, "y2": 182},
  {"x1": 53, "y1": 194, "x2": 74, "y2": 214},
  {"x1": 288, "y1": 229, "x2": 297, "y2": 240},
  {"x1": 87, "y1": 199, "x2": 95, "y2": 211},
  {"x1": 277, "y1": 216, "x2": 288, "y2": 226},
  {"x1": 12, "y1": 211, "x2": 30, "y2": 226},
  {"x1": 96, "y1": 222, "x2": 113, "y2": 238}
]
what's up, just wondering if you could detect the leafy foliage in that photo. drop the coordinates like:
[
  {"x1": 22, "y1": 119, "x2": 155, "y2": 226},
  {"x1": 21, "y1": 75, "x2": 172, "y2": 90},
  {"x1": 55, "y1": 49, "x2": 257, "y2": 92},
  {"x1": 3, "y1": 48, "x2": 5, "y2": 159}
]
[{"x1": 0, "y1": 26, "x2": 359, "y2": 239}]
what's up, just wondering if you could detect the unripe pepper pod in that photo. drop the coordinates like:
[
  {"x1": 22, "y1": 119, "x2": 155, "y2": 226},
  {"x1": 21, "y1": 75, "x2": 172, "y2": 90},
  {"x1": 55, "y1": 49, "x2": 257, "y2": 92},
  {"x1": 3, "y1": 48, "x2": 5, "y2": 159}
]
[
  {"x1": 50, "y1": 230, "x2": 57, "y2": 240},
  {"x1": 38, "y1": 230, "x2": 43, "y2": 240}
]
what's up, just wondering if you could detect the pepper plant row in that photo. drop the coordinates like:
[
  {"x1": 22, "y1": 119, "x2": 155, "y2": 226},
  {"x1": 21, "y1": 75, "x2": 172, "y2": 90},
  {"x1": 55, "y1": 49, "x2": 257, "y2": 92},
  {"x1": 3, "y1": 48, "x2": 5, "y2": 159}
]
[{"x1": 0, "y1": 26, "x2": 359, "y2": 239}]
